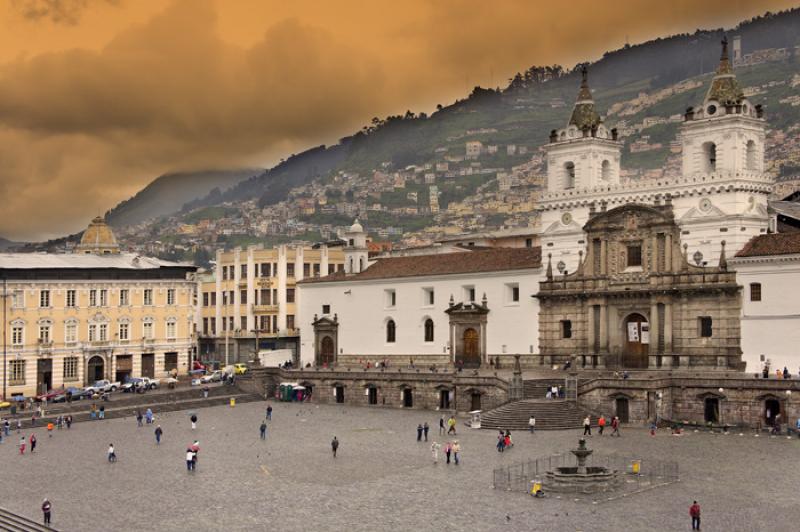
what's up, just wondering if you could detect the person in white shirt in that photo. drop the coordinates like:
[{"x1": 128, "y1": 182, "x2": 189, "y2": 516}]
[{"x1": 528, "y1": 416, "x2": 536, "y2": 434}]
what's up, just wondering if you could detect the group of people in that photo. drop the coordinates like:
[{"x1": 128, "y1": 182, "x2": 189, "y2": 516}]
[
  {"x1": 582, "y1": 415, "x2": 621, "y2": 437},
  {"x1": 429, "y1": 440, "x2": 461, "y2": 465},
  {"x1": 495, "y1": 430, "x2": 513, "y2": 452},
  {"x1": 545, "y1": 385, "x2": 563, "y2": 400}
]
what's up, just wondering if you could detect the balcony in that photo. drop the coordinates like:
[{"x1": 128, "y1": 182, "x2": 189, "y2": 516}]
[
  {"x1": 252, "y1": 304, "x2": 278, "y2": 313},
  {"x1": 91, "y1": 340, "x2": 110, "y2": 347},
  {"x1": 37, "y1": 340, "x2": 53, "y2": 355}
]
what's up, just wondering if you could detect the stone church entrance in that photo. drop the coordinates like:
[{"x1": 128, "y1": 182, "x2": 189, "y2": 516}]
[
  {"x1": 320, "y1": 336, "x2": 335, "y2": 366},
  {"x1": 462, "y1": 328, "x2": 480, "y2": 365},
  {"x1": 622, "y1": 313, "x2": 649, "y2": 368}
]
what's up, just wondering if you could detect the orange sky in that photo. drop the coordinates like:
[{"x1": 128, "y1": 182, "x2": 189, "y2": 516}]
[{"x1": 0, "y1": 0, "x2": 796, "y2": 241}]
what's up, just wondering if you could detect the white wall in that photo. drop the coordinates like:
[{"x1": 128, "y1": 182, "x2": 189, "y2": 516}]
[
  {"x1": 733, "y1": 257, "x2": 800, "y2": 373},
  {"x1": 298, "y1": 269, "x2": 542, "y2": 366}
]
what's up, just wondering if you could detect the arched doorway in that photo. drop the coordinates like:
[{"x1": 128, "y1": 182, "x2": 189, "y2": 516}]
[
  {"x1": 439, "y1": 389, "x2": 451, "y2": 410},
  {"x1": 402, "y1": 388, "x2": 413, "y2": 408},
  {"x1": 367, "y1": 386, "x2": 378, "y2": 405},
  {"x1": 622, "y1": 313, "x2": 649, "y2": 368},
  {"x1": 462, "y1": 328, "x2": 480, "y2": 366},
  {"x1": 320, "y1": 336, "x2": 335, "y2": 367},
  {"x1": 87, "y1": 356, "x2": 104, "y2": 383},
  {"x1": 765, "y1": 398, "x2": 780, "y2": 426},
  {"x1": 335, "y1": 385, "x2": 345, "y2": 404},
  {"x1": 470, "y1": 392, "x2": 482, "y2": 411},
  {"x1": 704, "y1": 398, "x2": 720, "y2": 423}
]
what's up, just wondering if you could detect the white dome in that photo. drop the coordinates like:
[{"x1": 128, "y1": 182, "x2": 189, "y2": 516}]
[{"x1": 349, "y1": 219, "x2": 364, "y2": 233}]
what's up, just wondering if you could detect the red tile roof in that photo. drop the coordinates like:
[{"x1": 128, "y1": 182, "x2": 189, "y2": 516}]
[
  {"x1": 735, "y1": 233, "x2": 800, "y2": 257},
  {"x1": 300, "y1": 247, "x2": 542, "y2": 283}
]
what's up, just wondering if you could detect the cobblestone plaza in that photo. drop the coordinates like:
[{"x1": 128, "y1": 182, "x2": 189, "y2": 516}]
[{"x1": 2, "y1": 401, "x2": 800, "y2": 531}]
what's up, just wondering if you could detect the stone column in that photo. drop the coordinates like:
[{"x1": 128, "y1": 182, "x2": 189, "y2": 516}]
[
  {"x1": 651, "y1": 235, "x2": 659, "y2": 272},
  {"x1": 321, "y1": 245, "x2": 329, "y2": 278},
  {"x1": 649, "y1": 300, "x2": 659, "y2": 368},
  {"x1": 214, "y1": 249, "x2": 223, "y2": 336},
  {"x1": 246, "y1": 246, "x2": 255, "y2": 333},
  {"x1": 233, "y1": 248, "x2": 242, "y2": 331},
  {"x1": 600, "y1": 240, "x2": 608, "y2": 275},
  {"x1": 294, "y1": 245, "x2": 304, "y2": 283},
  {"x1": 586, "y1": 304, "x2": 596, "y2": 358},
  {"x1": 277, "y1": 245, "x2": 287, "y2": 333},
  {"x1": 665, "y1": 302, "x2": 676, "y2": 365},
  {"x1": 665, "y1": 234, "x2": 673, "y2": 272}
]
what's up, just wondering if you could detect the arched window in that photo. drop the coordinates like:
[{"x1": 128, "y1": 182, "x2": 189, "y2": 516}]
[
  {"x1": 424, "y1": 319, "x2": 434, "y2": 342},
  {"x1": 386, "y1": 320, "x2": 396, "y2": 343},
  {"x1": 702, "y1": 142, "x2": 716, "y2": 173},
  {"x1": 746, "y1": 140, "x2": 757, "y2": 171},
  {"x1": 359, "y1": 257, "x2": 364, "y2": 272},
  {"x1": 348, "y1": 257, "x2": 353, "y2": 272},
  {"x1": 601, "y1": 160, "x2": 611, "y2": 180},
  {"x1": 564, "y1": 162, "x2": 576, "y2": 189}
]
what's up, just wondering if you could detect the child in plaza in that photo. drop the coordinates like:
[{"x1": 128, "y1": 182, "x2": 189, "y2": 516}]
[
  {"x1": 650, "y1": 422, "x2": 657, "y2": 436},
  {"x1": 107, "y1": 443, "x2": 116, "y2": 462},
  {"x1": 19, "y1": 436, "x2": 25, "y2": 454},
  {"x1": 47, "y1": 422, "x2": 54, "y2": 437},
  {"x1": 191, "y1": 413, "x2": 198, "y2": 430}
]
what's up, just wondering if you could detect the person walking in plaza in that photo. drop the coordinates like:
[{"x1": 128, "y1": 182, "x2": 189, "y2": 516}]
[
  {"x1": 447, "y1": 416, "x2": 457, "y2": 435},
  {"x1": 3, "y1": 418, "x2": 9, "y2": 437},
  {"x1": 266, "y1": 404, "x2": 273, "y2": 420},
  {"x1": 423, "y1": 422, "x2": 430, "y2": 441},
  {"x1": 65, "y1": 415, "x2": 72, "y2": 430},
  {"x1": 19, "y1": 436, "x2": 25, "y2": 455},
  {"x1": 191, "y1": 413, "x2": 198, "y2": 430},
  {"x1": 136, "y1": 409, "x2": 143, "y2": 427},
  {"x1": 186, "y1": 448, "x2": 195, "y2": 471},
  {"x1": 99, "y1": 405, "x2": 105, "y2": 420},
  {"x1": 598, "y1": 415, "x2": 606, "y2": 436},
  {"x1": 107, "y1": 443, "x2": 117, "y2": 463},
  {"x1": 444, "y1": 441, "x2": 452, "y2": 464},
  {"x1": 29, "y1": 433, "x2": 37, "y2": 453},
  {"x1": 452, "y1": 440, "x2": 461, "y2": 465},
  {"x1": 583, "y1": 416, "x2": 592, "y2": 436},
  {"x1": 202, "y1": 385, "x2": 209, "y2": 399},
  {"x1": 439, "y1": 415, "x2": 445, "y2": 435},
  {"x1": 331, "y1": 436, "x2": 339, "y2": 458},
  {"x1": 416, "y1": 423, "x2": 423, "y2": 442},
  {"x1": 155, "y1": 425, "x2": 163, "y2": 445},
  {"x1": 529, "y1": 415, "x2": 536, "y2": 434},
  {"x1": 16, "y1": 418, "x2": 22, "y2": 433},
  {"x1": 41, "y1": 498, "x2": 51, "y2": 526},
  {"x1": 650, "y1": 421, "x2": 657, "y2": 436},
  {"x1": 145, "y1": 408, "x2": 153, "y2": 425},
  {"x1": 430, "y1": 441, "x2": 440, "y2": 464},
  {"x1": 611, "y1": 416, "x2": 621, "y2": 437},
  {"x1": 47, "y1": 422, "x2": 54, "y2": 438},
  {"x1": 496, "y1": 430, "x2": 505, "y2": 453},
  {"x1": 260, "y1": 421, "x2": 267, "y2": 440},
  {"x1": 689, "y1": 500, "x2": 701, "y2": 530}
]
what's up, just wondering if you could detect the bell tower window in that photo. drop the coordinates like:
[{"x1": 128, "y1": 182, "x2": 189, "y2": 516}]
[
  {"x1": 601, "y1": 160, "x2": 611, "y2": 180},
  {"x1": 702, "y1": 142, "x2": 717, "y2": 173},
  {"x1": 564, "y1": 162, "x2": 575, "y2": 189},
  {"x1": 746, "y1": 140, "x2": 757, "y2": 171}
]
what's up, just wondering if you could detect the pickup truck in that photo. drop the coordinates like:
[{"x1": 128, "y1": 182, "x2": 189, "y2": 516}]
[
  {"x1": 122, "y1": 377, "x2": 159, "y2": 393},
  {"x1": 84, "y1": 379, "x2": 121, "y2": 395}
]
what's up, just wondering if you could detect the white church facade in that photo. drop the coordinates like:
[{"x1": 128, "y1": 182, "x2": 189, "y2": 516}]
[{"x1": 297, "y1": 39, "x2": 799, "y2": 374}]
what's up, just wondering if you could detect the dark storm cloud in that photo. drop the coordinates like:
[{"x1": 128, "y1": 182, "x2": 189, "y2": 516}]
[{"x1": 11, "y1": 0, "x2": 121, "y2": 25}]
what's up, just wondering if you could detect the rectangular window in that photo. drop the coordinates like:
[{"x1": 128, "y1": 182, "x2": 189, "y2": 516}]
[
  {"x1": 9, "y1": 360, "x2": 25, "y2": 385},
  {"x1": 240, "y1": 316, "x2": 246, "y2": 331},
  {"x1": 463, "y1": 286, "x2": 476, "y2": 302},
  {"x1": 12, "y1": 326, "x2": 23, "y2": 346},
  {"x1": 99, "y1": 323, "x2": 108, "y2": 342},
  {"x1": 750, "y1": 283, "x2": 762, "y2": 302},
  {"x1": 423, "y1": 288, "x2": 434, "y2": 306},
  {"x1": 99, "y1": 289, "x2": 108, "y2": 306},
  {"x1": 287, "y1": 263, "x2": 295, "y2": 277},
  {"x1": 39, "y1": 289, "x2": 50, "y2": 308},
  {"x1": 328, "y1": 264, "x2": 336, "y2": 274},
  {"x1": 89, "y1": 289, "x2": 97, "y2": 307},
  {"x1": 261, "y1": 263, "x2": 271, "y2": 277},
  {"x1": 699, "y1": 317, "x2": 713, "y2": 338},
  {"x1": 39, "y1": 325, "x2": 51, "y2": 344},
  {"x1": 143, "y1": 322, "x2": 153, "y2": 340},
  {"x1": 313, "y1": 263, "x2": 320, "y2": 277},
  {"x1": 561, "y1": 320, "x2": 572, "y2": 339},
  {"x1": 167, "y1": 289, "x2": 176, "y2": 305},
  {"x1": 229, "y1": 316, "x2": 234, "y2": 331},
  {"x1": 626, "y1": 244, "x2": 642, "y2": 268},
  {"x1": 203, "y1": 292, "x2": 209, "y2": 306},
  {"x1": 211, "y1": 292, "x2": 216, "y2": 306},
  {"x1": 88, "y1": 324, "x2": 97, "y2": 342},
  {"x1": 11, "y1": 290, "x2": 24, "y2": 309},
  {"x1": 240, "y1": 264, "x2": 247, "y2": 278},
  {"x1": 65, "y1": 323, "x2": 77, "y2": 344},
  {"x1": 202, "y1": 318, "x2": 209, "y2": 335},
  {"x1": 322, "y1": 304, "x2": 331, "y2": 314},
  {"x1": 525, "y1": 238, "x2": 533, "y2": 248},
  {"x1": 303, "y1": 263, "x2": 311, "y2": 277},
  {"x1": 119, "y1": 289, "x2": 129, "y2": 306},
  {"x1": 272, "y1": 315, "x2": 277, "y2": 333},
  {"x1": 506, "y1": 283, "x2": 520, "y2": 303},
  {"x1": 164, "y1": 352, "x2": 178, "y2": 372},
  {"x1": 63, "y1": 357, "x2": 79, "y2": 381},
  {"x1": 119, "y1": 323, "x2": 129, "y2": 341},
  {"x1": 240, "y1": 290, "x2": 247, "y2": 305},
  {"x1": 287, "y1": 315, "x2": 295, "y2": 330},
  {"x1": 286, "y1": 289, "x2": 296, "y2": 303},
  {"x1": 385, "y1": 289, "x2": 396, "y2": 308},
  {"x1": 143, "y1": 289, "x2": 153, "y2": 306},
  {"x1": 166, "y1": 321, "x2": 176, "y2": 339},
  {"x1": 66, "y1": 289, "x2": 77, "y2": 308},
  {"x1": 222, "y1": 266, "x2": 228, "y2": 281}
]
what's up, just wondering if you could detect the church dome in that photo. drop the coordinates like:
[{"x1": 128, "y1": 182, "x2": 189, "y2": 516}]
[
  {"x1": 76, "y1": 216, "x2": 120, "y2": 255},
  {"x1": 349, "y1": 219, "x2": 364, "y2": 233}
]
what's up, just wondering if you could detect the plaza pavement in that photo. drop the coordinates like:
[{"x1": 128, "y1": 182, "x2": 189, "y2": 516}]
[{"x1": 1, "y1": 399, "x2": 799, "y2": 531}]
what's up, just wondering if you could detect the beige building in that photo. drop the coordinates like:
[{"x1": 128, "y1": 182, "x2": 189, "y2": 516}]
[
  {"x1": 1, "y1": 220, "x2": 197, "y2": 399},
  {"x1": 197, "y1": 244, "x2": 345, "y2": 364}
]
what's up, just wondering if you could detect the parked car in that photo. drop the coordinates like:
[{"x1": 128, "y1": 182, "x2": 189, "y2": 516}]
[
  {"x1": 234, "y1": 363, "x2": 249, "y2": 375},
  {"x1": 121, "y1": 377, "x2": 144, "y2": 393},
  {"x1": 121, "y1": 377, "x2": 159, "y2": 392},
  {"x1": 35, "y1": 388, "x2": 65, "y2": 402},
  {"x1": 85, "y1": 379, "x2": 121, "y2": 395},
  {"x1": 52, "y1": 387, "x2": 88, "y2": 403},
  {"x1": 200, "y1": 370, "x2": 223, "y2": 384}
]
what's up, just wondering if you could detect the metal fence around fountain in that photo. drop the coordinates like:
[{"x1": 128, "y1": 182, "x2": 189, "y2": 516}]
[{"x1": 492, "y1": 453, "x2": 679, "y2": 500}]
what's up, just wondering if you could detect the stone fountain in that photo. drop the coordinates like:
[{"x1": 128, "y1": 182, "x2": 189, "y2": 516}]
[{"x1": 544, "y1": 438, "x2": 620, "y2": 493}]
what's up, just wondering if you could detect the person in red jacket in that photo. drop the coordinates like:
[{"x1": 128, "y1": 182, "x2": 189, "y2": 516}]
[
  {"x1": 689, "y1": 500, "x2": 701, "y2": 530},
  {"x1": 598, "y1": 415, "x2": 606, "y2": 435}
]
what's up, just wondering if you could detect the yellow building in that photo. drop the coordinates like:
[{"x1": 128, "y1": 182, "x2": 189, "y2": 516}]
[
  {"x1": 1, "y1": 220, "x2": 197, "y2": 399},
  {"x1": 197, "y1": 244, "x2": 345, "y2": 364}
]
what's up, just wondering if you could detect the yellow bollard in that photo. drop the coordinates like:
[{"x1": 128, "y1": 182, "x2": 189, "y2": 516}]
[
  {"x1": 230, "y1": 397, "x2": 236, "y2": 408},
  {"x1": 631, "y1": 460, "x2": 641, "y2": 474}
]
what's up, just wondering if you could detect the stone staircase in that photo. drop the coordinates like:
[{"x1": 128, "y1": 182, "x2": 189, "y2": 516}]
[
  {"x1": 523, "y1": 379, "x2": 567, "y2": 399},
  {"x1": 480, "y1": 399, "x2": 591, "y2": 431},
  {"x1": 0, "y1": 507, "x2": 55, "y2": 532}
]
